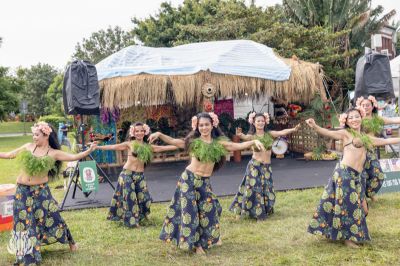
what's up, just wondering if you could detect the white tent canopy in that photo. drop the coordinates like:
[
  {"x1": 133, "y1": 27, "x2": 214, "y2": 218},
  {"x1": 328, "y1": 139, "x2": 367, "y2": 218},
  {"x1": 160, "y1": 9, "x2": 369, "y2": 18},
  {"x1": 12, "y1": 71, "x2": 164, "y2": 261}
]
[
  {"x1": 391, "y1": 55, "x2": 400, "y2": 96},
  {"x1": 96, "y1": 40, "x2": 291, "y2": 81}
]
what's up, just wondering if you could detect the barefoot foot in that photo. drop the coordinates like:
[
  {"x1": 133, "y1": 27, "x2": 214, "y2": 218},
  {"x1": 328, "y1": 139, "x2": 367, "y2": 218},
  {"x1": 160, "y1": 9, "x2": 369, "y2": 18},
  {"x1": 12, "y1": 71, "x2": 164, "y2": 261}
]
[
  {"x1": 195, "y1": 246, "x2": 206, "y2": 255},
  {"x1": 69, "y1": 243, "x2": 78, "y2": 252},
  {"x1": 344, "y1": 240, "x2": 359, "y2": 249},
  {"x1": 215, "y1": 239, "x2": 222, "y2": 246}
]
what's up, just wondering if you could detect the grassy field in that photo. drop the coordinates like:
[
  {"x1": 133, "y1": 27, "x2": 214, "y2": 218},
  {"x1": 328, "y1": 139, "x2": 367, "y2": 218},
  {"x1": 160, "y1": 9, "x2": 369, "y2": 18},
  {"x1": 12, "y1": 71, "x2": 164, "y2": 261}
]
[
  {"x1": 0, "y1": 136, "x2": 400, "y2": 265},
  {"x1": 0, "y1": 121, "x2": 34, "y2": 134},
  {"x1": 0, "y1": 135, "x2": 33, "y2": 184},
  {"x1": 0, "y1": 190, "x2": 399, "y2": 266}
]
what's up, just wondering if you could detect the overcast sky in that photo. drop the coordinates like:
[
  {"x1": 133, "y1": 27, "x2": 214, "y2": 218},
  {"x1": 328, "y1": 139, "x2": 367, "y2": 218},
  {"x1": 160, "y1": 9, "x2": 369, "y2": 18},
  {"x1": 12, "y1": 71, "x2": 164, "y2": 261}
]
[{"x1": 0, "y1": 0, "x2": 398, "y2": 70}]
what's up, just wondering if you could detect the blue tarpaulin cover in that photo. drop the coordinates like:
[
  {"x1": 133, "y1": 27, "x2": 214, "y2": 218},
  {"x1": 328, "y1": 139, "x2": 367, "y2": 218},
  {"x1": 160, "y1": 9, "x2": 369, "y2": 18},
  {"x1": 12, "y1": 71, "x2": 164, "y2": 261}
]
[{"x1": 96, "y1": 40, "x2": 291, "y2": 81}]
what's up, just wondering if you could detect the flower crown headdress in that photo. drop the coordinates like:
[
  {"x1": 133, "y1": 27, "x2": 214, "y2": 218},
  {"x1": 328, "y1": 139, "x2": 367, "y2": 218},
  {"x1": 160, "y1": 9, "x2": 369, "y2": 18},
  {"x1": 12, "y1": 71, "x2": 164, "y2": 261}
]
[
  {"x1": 31, "y1": 122, "x2": 52, "y2": 136},
  {"x1": 339, "y1": 107, "x2": 366, "y2": 127},
  {"x1": 356, "y1": 95, "x2": 378, "y2": 109},
  {"x1": 248, "y1": 112, "x2": 270, "y2": 125},
  {"x1": 129, "y1": 123, "x2": 150, "y2": 137},
  {"x1": 191, "y1": 112, "x2": 220, "y2": 131}
]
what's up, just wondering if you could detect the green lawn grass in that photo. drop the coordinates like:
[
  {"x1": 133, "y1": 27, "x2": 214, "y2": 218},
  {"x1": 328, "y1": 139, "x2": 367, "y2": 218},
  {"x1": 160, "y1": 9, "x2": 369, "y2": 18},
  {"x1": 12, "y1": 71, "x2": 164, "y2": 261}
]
[
  {"x1": 0, "y1": 136, "x2": 399, "y2": 265},
  {"x1": 0, "y1": 121, "x2": 34, "y2": 134},
  {"x1": 0, "y1": 190, "x2": 399, "y2": 266}
]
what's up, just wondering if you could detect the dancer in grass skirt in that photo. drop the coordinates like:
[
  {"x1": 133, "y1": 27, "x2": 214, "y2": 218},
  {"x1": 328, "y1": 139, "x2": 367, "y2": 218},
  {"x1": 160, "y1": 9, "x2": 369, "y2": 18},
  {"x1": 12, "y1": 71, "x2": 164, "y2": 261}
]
[
  {"x1": 149, "y1": 112, "x2": 265, "y2": 254},
  {"x1": 230, "y1": 112, "x2": 299, "y2": 220},
  {"x1": 97, "y1": 122, "x2": 178, "y2": 228},
  {"x1": 0, "y1": 122, "x2": 97, "y2": 265},
  {"x1": 355, "y1": 96, "x2": 400, "y2": 200},
  {"x1": 306, "y1": 108, "x2": 400, "y2": 248}
]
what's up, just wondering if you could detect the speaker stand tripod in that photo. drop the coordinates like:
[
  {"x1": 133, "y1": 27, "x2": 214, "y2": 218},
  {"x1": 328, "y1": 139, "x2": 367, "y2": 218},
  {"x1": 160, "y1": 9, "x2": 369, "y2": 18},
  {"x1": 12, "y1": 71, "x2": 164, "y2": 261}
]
[{"x1": 59, "y1": 122, "x2": 115, "y2": 210}]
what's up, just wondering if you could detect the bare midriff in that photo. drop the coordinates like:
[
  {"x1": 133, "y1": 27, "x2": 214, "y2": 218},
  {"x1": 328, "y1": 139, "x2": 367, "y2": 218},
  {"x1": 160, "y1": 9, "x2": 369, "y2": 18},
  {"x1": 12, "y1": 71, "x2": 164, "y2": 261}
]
[
  {"x1": 252, "y1": 149, "x2": 272, "y2": 164},
  {"x1": 17, "y1": 174, "x2": 49, "y2": 186},
  {"x1": 124, "y1": 155, "x2": 145, "y2": 173},
  {"x1": 186, "y1": 157, "x2": 215, "y2": 177},
  {"x1": 341, "y1": 144, "x2": 367, "y2": 173}
]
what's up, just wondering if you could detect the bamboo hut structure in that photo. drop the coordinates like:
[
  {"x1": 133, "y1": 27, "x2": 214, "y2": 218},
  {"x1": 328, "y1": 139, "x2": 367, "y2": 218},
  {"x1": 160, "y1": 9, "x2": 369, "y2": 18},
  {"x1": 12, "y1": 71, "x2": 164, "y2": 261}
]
[{"x1": 97, "y1": 40, "x2": 326, "y2": 109}]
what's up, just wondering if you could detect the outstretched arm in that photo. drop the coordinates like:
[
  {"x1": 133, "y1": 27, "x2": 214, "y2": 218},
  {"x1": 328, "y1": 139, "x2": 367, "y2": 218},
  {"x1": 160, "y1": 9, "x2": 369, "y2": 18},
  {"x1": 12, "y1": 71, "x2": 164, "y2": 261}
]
[
  {"x1": 237, "y1": 133, "x2": 253, "y2": 141},
  {"x1": 305, "y1": 119, "x2": 344, "y2": 140},
  {"x1": 235, "y1": 127, "x2": 253, "y2": 141},
  {"x1": 382, "y1": 116, "x2": 400, "y2": 125},
  {"x1": 219, "y1": 139, "x2": 265, "y2": 152},
  {"x1": 371, "y1": 136, "x2": 400, "y2": 147},
  {"x1": 53, "y1": 142, "x2": 98, "y2": 161},
  {"x1": 148, "y1": 132, "x2": 185, "y2": 149},
  {"x1": 0, "y1": 143, "x2": 30, "y2": 159},
  {"x1": 151, "y1": 145, "x2": 179, "y2": 153},
  {"x1": 96, "y1": 142, "x2": 129, "y2": 151},
  {"x1": 270, "y1": 124, "x2": 301, "y2": 138}
]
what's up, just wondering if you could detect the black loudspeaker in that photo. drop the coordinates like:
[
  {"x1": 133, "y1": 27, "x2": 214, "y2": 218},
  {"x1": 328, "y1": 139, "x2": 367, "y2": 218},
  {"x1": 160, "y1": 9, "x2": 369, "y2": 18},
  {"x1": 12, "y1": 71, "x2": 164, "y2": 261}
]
[
  {"x1": 354, "y1": 52, "x2": 394, "y2": 100},
  {"x1": 63, "y1": 60, "x2": 100, "y2": 115}
]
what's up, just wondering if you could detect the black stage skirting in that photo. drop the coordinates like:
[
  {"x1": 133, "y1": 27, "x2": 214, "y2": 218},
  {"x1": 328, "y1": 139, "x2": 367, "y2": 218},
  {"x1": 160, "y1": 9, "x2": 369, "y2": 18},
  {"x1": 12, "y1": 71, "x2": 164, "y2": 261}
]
[{"x1": 60, "y1": 156, "x2": 337, "y2": 210}]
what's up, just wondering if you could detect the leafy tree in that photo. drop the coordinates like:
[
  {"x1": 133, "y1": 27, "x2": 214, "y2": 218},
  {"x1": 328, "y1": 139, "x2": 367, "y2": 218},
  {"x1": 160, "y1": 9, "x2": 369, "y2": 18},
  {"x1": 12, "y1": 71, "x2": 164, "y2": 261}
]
[
  {"x1": 45, "y1": 74, "x2": 64, "y2": 116},
  {"x1": 132, "y1": 0, "x2": 223, "y2": 47},
  {"x1": 73, "y1": 26, "x2": 136, "y2": 64},
  {"x1": 133, "y1": 1, "x2": 352, "y2": 96},
  {"x1": 0, "y1": 67, "x2": 24, "y2": 120},
  {"x1": 22, "y1": 63, "x2": 58, "y2": 116}
]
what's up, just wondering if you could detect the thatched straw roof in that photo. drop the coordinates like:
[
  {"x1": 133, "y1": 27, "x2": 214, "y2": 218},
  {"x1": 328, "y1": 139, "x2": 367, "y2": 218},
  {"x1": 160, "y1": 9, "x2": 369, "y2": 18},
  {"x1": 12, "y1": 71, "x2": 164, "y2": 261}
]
[{"x1": 100, "y1": 56, "x2": 326, "y2": 109}]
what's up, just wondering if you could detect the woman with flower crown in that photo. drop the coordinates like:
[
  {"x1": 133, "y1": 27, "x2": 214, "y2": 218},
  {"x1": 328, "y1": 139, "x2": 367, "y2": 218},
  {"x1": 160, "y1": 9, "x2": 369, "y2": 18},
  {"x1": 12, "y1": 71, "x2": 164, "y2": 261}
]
[
  {"x1": 306, "y1": 107, "x2": 400, "y2": 248},
  {"x1": 96, "y1": 122, "x2": 178, "y2": 228},
  {"x1": 0, "y1": 122, "x2": 97, "y2": 265},
  {"x1": 148, "y1": 112, "x2": 265, "y2": 254},
  {"x1": 230, "y1": 112, "x2": 300, "y2": 221},
  {"x1": 354, "y1": 95, "x2": 400, "y2": 201}
]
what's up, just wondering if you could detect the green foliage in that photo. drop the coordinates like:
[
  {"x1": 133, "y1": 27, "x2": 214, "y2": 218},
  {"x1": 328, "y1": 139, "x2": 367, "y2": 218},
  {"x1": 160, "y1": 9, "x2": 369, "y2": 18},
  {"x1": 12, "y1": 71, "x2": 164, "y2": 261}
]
[
  {"x1": 22, "y1": 63, "x2": 58, "y2": 116},
  {"x1": 132, "y1": 1, "x2": 354, "y2": 92},
  {"x1": 45, "y1": 74, "x2": 64, "y2": 116},
  {"x1": 39, "y1": 115, "x2": 67, "y2": 129},
  {"x1": 298, "y1": 96, "x2": 339, "y2": 129},
  {"x1": 255, "y1": 132, "x2": 274, "y2": 150},
  {"x1": 361, "y1": 115, "x2": 385, "y2": 136},
  {"x1": 0, "y1": 67, "x2": 24, "y2": 120},
  {"x1": 16, "y1": 150, "x2": 55, "y2": 177},
  {"x1": 189, "y1": 137, "x2": 228, "y2": 163},
  {"x1": 73, "y1": 26, "x2": 136, "y2": 64},
  {"x1": 131, "y1": 140, "x2": 153, "y2": 163},
  {"x1": 347, "y1": 128, "x2": 373, "y2": 150}
]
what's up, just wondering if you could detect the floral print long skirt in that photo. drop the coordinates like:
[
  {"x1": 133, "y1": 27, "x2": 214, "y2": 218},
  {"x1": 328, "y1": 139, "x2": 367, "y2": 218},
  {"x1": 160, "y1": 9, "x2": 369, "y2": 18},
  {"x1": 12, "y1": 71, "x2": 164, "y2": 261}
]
[
  {"x1": 107, "y1": 169, "x2": 152, "y2": 227},
  {"x1": 159, "y1": 169, "x2": 222, "y2": 251},
  {"x1": 229, "y1": 159, "x2": 275, "y2": 220},
  {"x1": 364, "y1": 150, "x2": 385, "y2": 198},
  {"x1": 9, "y1": 183, "x2": 75, "y2": 265},
  {"x1": 308, "y1": 164, "x2": 370, "y2": 242}
]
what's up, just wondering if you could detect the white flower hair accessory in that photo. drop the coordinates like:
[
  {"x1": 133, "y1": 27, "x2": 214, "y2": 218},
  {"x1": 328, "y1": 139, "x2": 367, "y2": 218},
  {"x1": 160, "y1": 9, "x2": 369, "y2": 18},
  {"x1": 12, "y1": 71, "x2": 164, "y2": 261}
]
[
  {"x1": 367, "y1": 95, "x2": 378, "y2": 108},
  {"x1": 208, "y1": 112, "x2": 219, "y2": 127},
  {"x1": 263, "y1": 112, "x2": 270, "y2": 125},
  {"x1": 191, "y1": 116, "x2": 198, "y2": 131},
  {"x1": 338, "y1": 113, "x2": 348, "y2": 127},
  {"x1": 248, "y1": 112, "x2": 256, "y2": 124},
  {"x1": 31, "y1": 122, "x2": 52, "y2": 136},
  {"x1": 129, "y1": 123, "x2": 151, "y2": 137},
  {"x1": 355, "y1": 96, "x2": 364, "y2": 108}
]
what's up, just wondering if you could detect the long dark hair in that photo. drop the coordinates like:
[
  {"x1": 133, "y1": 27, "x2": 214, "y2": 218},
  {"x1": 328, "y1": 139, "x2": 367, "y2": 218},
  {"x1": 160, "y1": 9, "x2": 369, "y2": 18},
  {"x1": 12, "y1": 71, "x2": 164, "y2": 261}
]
[
  {"x1": 247, "y1": 113, "x2": 269, "y2": 135},
  {"x1": 343, "y1": 107, "x2": 363, "y2": 129},
  {"x1": 47, "y1": 125, "x2": 62, "y2": 179},
  {"x1": 184, "y1": 112, "x2": 226, "y2": 171}
]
